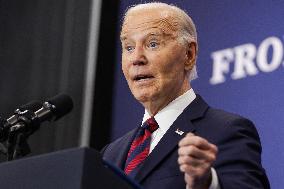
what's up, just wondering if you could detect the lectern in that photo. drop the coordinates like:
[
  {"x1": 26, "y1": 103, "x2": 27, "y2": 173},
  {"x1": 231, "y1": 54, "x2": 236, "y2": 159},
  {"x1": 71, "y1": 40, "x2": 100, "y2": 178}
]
[{"x1": 0, "y1": 147, "x2": 141, "y2": 189}]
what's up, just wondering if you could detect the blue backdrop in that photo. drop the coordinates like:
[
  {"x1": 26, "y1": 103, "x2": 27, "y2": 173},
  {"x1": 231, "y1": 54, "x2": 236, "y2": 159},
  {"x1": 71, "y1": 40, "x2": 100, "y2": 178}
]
[{"x1": 111, "y1": 1, "x2": 284, "y2": 188}]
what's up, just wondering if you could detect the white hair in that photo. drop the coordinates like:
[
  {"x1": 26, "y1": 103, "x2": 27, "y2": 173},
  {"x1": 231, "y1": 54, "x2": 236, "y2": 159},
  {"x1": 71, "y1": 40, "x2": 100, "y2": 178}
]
[{"x1": 123, "y1": 2, "x2": 198, "y2": 81}]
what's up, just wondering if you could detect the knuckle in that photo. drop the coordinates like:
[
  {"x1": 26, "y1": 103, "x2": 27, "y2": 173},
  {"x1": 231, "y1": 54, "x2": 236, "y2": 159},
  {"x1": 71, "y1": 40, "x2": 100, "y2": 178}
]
[
  {"x1": 178, "y1": 146, "x2": 187, "y2": 155},
  {"x1": 177, "y1": 157, "x2": 182, "y2": 164},
  {"x1": 178, "y1": 157, "x2": 186, "y2": 165},
  {"x1": 178, "y1": 147, "x2": 182, "y2": 155},
  {"x1": 207, "y1": 154, "x2": 216, "y2": 162},
  {"x1": 195, "y1": 138, "x2": 207, "y2": 147},
  {"x1": 186, "y1": 132, "x2": 194, "y2": 137},
  {"x1": 184, "y1": 156, "x2": 192, "y2": 163},
  {"x1": 202, "y1": 138, "x2": 209, "y2": 144},
  {"x1": 211, "y1": 144, "x2": 218, "y2": 153},
  {"x1": 187, "y1": 145, "x2": 195, "y2": 154},
  {"x1": 178, "y1": 138, "x2": 185, "y2": 146},
  {"x1": 184, "y1": 165, "x2": 192, "y2": 173},
  {"x1": 180, "y1": 164, "x2": 187, "y2": 172}
]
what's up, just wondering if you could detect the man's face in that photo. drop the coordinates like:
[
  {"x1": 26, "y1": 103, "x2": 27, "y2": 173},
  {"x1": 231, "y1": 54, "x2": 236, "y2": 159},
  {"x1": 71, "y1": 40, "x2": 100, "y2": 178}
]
[{"x1": 121, "y1": 8, "x2": 192, "y2": 113}]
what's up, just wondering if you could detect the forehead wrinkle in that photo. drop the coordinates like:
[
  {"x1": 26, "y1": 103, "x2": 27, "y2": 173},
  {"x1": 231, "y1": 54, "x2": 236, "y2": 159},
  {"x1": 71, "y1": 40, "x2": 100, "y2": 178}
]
[
  {"x1": 121, "y1": 16, "x2": 180, "y2": 40},
  {"x1": 156, "y1": 17, "x2": 179, "y2": 36}
]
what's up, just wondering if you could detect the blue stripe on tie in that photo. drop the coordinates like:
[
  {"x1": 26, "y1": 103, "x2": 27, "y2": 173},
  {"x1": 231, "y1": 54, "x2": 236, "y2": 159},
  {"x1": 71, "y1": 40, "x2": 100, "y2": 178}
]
[
  {"x1": 135, "y1": 125, "x2": 147, "y2": 138},
  {"x1": 141, "y1": 122, "x2": 148, "y2": 129}
]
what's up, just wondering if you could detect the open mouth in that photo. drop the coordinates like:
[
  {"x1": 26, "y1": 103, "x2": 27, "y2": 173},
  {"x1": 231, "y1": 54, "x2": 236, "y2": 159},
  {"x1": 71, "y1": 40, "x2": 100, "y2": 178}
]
[{"x1": 133, "y1": 74, "x2": 154, "y2": 81}]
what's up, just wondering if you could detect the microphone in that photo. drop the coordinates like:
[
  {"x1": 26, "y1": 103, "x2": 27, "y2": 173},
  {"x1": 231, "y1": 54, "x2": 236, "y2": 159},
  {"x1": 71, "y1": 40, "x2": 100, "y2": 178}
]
[
  {"x1": 0, "y1": 101, "x2": 42, "y2": 142},
  {"x1": 10, "y1": 94, "x2": 73, "y2": 134},
  {"x1": 34, "y1": 94, "x2": 73, "y2": 122}
]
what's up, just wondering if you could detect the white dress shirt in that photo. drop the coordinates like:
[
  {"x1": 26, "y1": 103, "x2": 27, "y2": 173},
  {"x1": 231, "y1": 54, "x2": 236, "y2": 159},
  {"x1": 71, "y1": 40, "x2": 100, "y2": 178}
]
[{"x1": 142, "y1": 89, "x2": 220, "y2": 189}]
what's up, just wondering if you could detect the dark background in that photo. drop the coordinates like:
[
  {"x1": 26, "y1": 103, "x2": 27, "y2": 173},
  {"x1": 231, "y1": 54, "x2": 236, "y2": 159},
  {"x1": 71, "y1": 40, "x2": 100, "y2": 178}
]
[{"x1": 0, "y1": 0, "x2": 120, "y2": 157}]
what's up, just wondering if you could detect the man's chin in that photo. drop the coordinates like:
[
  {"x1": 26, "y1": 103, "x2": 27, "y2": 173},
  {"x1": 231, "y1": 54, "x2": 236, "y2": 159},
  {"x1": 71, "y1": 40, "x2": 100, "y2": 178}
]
[{"x1": 133, "y1": 92, "x2": 156, "y2": 104}]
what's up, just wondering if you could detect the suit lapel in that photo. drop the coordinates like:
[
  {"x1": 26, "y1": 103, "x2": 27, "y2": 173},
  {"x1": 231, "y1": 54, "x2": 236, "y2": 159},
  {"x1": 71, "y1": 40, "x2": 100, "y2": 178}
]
[
  {"x1": 134, "y1": 95, "x2": 209, "y2": 183},
  {"x1": 105, "y1": 127, "x2": 139, "y2": 169}
]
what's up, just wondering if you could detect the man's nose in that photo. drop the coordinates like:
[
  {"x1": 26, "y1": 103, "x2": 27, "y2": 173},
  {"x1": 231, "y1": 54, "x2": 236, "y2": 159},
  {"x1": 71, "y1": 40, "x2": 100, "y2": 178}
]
[{"x1": 131, "y1": 46, "x2": 147, "y2": 65}]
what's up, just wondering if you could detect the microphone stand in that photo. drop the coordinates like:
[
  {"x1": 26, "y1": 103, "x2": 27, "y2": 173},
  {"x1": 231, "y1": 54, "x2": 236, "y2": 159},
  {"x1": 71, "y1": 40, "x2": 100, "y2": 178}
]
[
  {"x1": 7, "y1": 129, "x2": 30, "y2": 161},
  {"x1": 0, "y1": 117, "x2": 8, "y2": 156},
  {"x1": 1, "y1": 110, "x2": 40, "y2": 161}
]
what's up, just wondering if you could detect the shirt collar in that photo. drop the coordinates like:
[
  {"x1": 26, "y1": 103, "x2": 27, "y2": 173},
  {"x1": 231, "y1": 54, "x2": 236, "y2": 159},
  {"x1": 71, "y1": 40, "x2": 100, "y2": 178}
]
[{"x1": 142, "y1": 88, "x2": 196, "y2": 133}]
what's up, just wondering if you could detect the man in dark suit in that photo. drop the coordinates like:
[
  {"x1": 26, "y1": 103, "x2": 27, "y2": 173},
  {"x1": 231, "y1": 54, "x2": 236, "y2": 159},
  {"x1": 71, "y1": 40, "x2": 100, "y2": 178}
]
[{"x1": 102, "y1": 2, "x2": 270, "y2": 189}]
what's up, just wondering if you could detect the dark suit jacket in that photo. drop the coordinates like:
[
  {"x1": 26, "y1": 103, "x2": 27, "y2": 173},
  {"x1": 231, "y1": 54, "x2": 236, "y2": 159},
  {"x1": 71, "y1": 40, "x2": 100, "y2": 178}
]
[{"x1": 102, "y1": 95, "x2": 270, "y2": 189}]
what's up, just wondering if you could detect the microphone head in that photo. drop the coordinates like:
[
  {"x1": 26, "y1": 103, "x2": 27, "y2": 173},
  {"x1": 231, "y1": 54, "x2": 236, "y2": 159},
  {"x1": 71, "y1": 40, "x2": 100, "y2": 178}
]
[{"x1": 47, "y1": 94, "x2": 73, "y2": 120}]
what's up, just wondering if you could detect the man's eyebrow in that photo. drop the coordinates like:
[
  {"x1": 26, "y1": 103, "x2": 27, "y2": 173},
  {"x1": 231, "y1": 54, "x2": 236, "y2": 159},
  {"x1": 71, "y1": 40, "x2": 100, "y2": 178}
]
[
  {"x1": 120, "y1": 32, "x2": 164, "y2": 42},
  {"x1": 147, "y1": 32, "x2": 163, "y2": 37}
]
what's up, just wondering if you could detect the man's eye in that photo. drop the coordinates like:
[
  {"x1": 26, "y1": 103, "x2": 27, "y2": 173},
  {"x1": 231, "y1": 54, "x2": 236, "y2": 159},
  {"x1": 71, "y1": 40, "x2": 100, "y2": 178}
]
[
  {"x1": 148, "y1": 41, "x2": 159, "y2": 49},
  {"x1": 125, "y1": 46, "x2": 134, "y2": 52}
]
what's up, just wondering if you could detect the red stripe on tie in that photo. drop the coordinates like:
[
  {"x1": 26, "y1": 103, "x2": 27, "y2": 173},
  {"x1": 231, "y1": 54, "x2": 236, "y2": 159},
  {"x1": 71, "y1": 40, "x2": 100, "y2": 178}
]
[
  {"x1": 127, "y1": 130, "x2": 150, "y2": 157},
  {"x1": 124, "y1": 147, "x2": 150, "y2": 175}
]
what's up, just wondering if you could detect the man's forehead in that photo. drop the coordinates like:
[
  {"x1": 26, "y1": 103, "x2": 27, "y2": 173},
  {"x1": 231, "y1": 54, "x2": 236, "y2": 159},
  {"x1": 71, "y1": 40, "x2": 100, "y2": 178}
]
[
  {"x1": 120, "y1": 29, "x2": 171, "y2": 42},
  {"x1": 120, "y1": 24, "x2": 179, "y2": 42},
  {"x1": 120, "y1": 8, "x2": 180, "y2": 39}
]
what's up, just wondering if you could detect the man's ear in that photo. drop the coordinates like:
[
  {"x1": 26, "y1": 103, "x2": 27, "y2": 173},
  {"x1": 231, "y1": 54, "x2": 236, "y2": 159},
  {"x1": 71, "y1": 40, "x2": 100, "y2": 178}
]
[{"x1": 184, "y1": 42, "x2": 197, "y2": 71}]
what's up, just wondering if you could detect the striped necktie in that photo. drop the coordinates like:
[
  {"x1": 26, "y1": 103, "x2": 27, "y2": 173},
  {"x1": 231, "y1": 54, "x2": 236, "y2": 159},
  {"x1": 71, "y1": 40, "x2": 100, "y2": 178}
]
[{"x1": 124, "y1": 117, "x2": 159, "y2": 177}]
